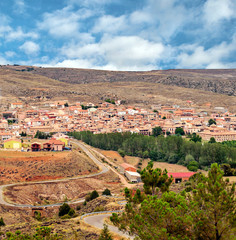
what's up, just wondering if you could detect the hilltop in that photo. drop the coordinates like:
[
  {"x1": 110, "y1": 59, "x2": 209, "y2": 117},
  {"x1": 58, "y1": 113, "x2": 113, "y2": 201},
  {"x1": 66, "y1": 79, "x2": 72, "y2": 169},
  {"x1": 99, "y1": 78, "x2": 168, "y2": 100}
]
[{"x1": 0, "y1": 65, "x2": 236, "y2": 111}]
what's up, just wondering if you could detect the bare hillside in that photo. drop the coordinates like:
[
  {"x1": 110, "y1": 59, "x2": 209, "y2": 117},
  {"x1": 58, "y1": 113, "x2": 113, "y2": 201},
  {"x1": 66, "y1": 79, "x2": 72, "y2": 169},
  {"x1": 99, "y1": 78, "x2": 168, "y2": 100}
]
[{"x1": 0, "y1": 66, "x2": 235, "y2": 111}]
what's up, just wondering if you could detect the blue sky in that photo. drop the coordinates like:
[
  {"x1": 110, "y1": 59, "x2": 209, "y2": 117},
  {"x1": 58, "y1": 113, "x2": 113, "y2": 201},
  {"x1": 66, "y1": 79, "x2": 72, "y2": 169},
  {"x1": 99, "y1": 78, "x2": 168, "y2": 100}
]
[{"x1": 0, "y1": 0, "x2": 236, "y2": 70}]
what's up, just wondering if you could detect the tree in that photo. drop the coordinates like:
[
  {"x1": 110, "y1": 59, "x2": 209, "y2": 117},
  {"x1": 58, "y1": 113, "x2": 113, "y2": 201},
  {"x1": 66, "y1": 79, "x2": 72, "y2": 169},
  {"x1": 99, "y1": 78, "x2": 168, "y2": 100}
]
[
  {"x1": 175, "y1": 127, "x2": 185, "y2": 135},
  {"x1": 140, "y1": 162, "x2": 173, "y2": 195},
  {"x1": 111, "y1": 164, "x2": 236, "y2": 240},
  {"x1": 208, "y1": 118, "x2": 216, "y2": 126},
  {"x1": 187, "y1": 160, "x2": 199, "y2": 171},
  {"x1": 190, "y1": 133, "x2": 202, "y2": 143},
  {"x1": 191, "y1": 163, "x2": 236, "y2": 240},
  {"x1": 209, "y1": 137, "x2": 216, "y2": 143},
  {"x1": 64, "y1": 102, "x2": 69, "y2": 107},
  {"x1": 152, "y1": 126, "x2": 163, "y2": 137},
  {"x1": 99, "y1": 224, "x2": 113, "y2": 240},
  {"x1": 0, "y1": 217, "x2": 5, "y2": 226},
  {"x1": 111, "y1": 191, "x2": 193, "y2": 240},
  {"x1": 118, "y1": 149, "x2": 125, "y2": 157},
  {"x1": 102, "y1": 189, "x2": 111, "y2": 196},
  {"x1": 58, "y1": 203, "x2": 71, "y2": 217},
  {"x1": 90, "y1": 190, "x2": 99, "y2": 200}
]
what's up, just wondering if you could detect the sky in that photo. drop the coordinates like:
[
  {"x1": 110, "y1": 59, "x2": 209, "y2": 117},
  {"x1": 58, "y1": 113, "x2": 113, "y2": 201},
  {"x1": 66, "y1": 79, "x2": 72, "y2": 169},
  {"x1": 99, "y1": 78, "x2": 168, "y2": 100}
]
[{"x1": 0, "y1": 0, "x2": 236, "y2": 71}]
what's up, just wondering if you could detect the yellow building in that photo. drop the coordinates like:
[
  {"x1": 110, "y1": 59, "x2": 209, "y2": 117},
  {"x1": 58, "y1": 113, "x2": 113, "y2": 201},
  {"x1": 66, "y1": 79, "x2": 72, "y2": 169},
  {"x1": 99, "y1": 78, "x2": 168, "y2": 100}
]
[
  {"x1": 4, "y1": 139, "x2": 22, "y2": 149},
  {"x1": 58, "y1": 138, "x2": 68, "y2": 146}
]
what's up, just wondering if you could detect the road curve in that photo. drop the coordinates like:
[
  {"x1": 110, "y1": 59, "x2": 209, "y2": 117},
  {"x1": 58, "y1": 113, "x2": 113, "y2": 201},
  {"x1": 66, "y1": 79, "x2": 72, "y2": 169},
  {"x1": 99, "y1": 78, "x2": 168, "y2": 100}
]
[
  {"x1": 0, "y1": 141, "x2": 109, "y2": 208},
  {"x1": 83, "y1": 213, "x2": 134, "y2": 239}
]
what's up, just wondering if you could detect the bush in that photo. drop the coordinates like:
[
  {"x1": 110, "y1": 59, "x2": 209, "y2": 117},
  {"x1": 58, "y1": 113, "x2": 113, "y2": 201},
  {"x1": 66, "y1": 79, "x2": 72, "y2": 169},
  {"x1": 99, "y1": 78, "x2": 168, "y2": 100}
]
[
  {"x1": 102, "y1": 189, "x2": 111, "y2": 196},
  {"x1": 76, "y1": 205, "x2": 81, "y2": 211},
  {"x1": 68, "y1": 208, "x2": 75, "y2": 216},
  {"x1": 94, "y1": 206, "x2": 105, "y2": 212},
  {"x1": 0, "y1": 217, "x2": 5, "y2": 226},
  {"x1": 58, "y1": 203, "x2": 71, "y2": 217}
]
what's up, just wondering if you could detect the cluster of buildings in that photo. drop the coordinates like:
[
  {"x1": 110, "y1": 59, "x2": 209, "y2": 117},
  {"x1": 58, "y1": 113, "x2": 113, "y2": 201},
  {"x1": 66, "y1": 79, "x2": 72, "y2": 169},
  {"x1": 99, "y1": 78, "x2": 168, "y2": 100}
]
[{"x1": 0, "y1": 99, "x2": 236, "y2": 151}]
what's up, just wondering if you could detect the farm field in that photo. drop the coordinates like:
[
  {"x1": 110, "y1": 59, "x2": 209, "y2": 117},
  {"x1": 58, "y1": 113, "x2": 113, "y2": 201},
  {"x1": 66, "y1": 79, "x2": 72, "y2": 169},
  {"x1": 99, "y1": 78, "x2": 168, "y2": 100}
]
[{"x1": 0, "y1": 150, "x2": 99, "y2": 184}]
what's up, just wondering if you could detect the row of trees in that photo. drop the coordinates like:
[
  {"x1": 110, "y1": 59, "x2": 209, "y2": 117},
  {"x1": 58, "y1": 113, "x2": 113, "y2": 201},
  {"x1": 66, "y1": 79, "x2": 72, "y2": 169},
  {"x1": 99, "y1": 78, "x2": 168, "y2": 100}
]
[
  {"x1": 68, "y1": 131, "x2": 236, "y2": 171},
  {"x1": 110, "y1": 164, "x2": 236, "y2": 240}
]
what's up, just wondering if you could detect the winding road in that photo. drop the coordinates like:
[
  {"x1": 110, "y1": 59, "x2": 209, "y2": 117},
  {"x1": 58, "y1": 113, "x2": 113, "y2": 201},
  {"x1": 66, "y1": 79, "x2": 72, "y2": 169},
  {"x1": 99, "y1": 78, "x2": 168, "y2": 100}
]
[{"x1": 0, "y1": 140, "x2": 134, "y2": 238}]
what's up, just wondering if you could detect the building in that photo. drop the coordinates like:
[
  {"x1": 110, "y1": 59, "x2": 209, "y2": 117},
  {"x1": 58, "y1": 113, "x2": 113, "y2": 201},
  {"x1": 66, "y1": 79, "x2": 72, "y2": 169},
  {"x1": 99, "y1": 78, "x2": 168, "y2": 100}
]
[
  {"x1": 125, "y1": 171, "x2": 141, "y2": 183},
  {"x1": 120, "y1": 163, "x2": 137, "y2": 174},
  {"x1": 4, "y1": 139, "x2": 22, "y2": 149},
  {"x1": 31, "y1": 142, "x2": 41, "y2": 152},
  {"x1": 43, "y1": 139, "x2": 64, "y2": 151},
  {"x1": 168, "y1": 172, "x2": 196, "y2": 183}
]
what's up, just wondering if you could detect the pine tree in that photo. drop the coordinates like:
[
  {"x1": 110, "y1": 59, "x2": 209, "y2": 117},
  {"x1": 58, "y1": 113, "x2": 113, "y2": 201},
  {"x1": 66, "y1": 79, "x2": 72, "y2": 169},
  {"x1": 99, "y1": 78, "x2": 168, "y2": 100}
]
[{"x1": 99, "y1": 224, "x2": 113, "y2": 240}]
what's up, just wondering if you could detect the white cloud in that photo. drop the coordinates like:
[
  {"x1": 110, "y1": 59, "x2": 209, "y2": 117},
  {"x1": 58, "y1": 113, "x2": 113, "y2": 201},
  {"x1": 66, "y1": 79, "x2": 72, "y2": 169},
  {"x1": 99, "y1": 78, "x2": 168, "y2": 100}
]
[
  {"x1": 38, "y1": 6, "x2": 92, "y2": 38},
  {"x1": 0, "y1": 55, "x2": 10, "y2": 65},
  {"x1": 19, "y1": 41, "x2": 40, "y2": 55},
  {"x1": 14, "y1": 0, "x2": 26, "y2": 14},
  {"x1": 5, "y1": 51, "x2": 16, "y2": 57},
  {"x1": 177, "y1": 36, "x2": 236, "y2": 68},
  {"x1": 92, "y1": 15, "x2": 127, "y2": 34},
  {"x1": 203, "y1": 0, "x2": 235, "y2": 25},
  {"x1": 57, "y1": 35, "x2": 165, "y2": 70},
  {"x1": 100, "y1": 35, "x2": 164, "y2": 68},
  {"x1": 6, "y1": 27, "x2": 38, "y2": 42}
]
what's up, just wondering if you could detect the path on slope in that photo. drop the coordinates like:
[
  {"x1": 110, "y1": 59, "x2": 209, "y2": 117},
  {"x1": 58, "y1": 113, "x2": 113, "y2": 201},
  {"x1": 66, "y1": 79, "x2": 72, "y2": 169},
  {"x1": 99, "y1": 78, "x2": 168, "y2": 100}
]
[{"x1": 0, "y1": 141, "x2": 124, "y2": 208}]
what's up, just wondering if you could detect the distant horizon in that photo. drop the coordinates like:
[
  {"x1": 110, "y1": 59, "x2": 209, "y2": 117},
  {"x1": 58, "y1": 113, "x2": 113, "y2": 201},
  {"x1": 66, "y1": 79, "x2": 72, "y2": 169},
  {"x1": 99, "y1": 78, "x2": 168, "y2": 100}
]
[
  {"x1": 0, "y1": 0, "x2": 235, "y2": 71},
  {"x1": 1, "y1": 64, "x2": 236, "y2": 72}
]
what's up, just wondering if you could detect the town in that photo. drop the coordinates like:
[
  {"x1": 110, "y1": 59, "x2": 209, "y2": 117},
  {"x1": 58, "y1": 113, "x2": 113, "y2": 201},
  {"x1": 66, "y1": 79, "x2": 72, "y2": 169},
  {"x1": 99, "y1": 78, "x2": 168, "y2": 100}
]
[{"x1": 0, "y1": 99, "x2": 235, "y2": 151}]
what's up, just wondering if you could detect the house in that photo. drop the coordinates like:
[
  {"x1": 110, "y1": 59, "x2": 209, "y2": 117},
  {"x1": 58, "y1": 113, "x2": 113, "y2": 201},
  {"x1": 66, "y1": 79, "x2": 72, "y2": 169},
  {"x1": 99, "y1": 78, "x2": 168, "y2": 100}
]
[
  {"x1": 43, "y1": 142, "x2": 52, "y2": 151},
  {"x1": 31, "y1": 142, "x2": 41, "y2": 152},
  {"x1": 10, "y1": 102, "x2": 23, "y2": 109},
  {"x1": 168, "y1": 172, "x2": 196, "y2": 183},
  {"x1": 43, "y1": 139, "x2": 64, "y2": 151},
  {"x1": 120, "y1": 163, "x2": 137, "y2": 174},
  {"x1": 4, "y1": 139, "x2": 22, "y2": 149},
  {"x1": 125, "y1": 171, "x2": 141, "y2": 183}
]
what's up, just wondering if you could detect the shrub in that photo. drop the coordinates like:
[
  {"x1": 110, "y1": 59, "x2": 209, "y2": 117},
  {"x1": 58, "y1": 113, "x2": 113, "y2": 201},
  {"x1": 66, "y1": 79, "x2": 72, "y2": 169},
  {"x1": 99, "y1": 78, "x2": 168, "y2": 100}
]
[
  {"x1": 102, "y1": 189, "x2": 111, "y2": 196},
  {"x1": 68, "y1": 208, "x2": 75, "y2": 216},
  {"x1": 76, "y1": 205, "x2": 81, "y2": 211},
  {"x1": 90, "y1": 190, "x2": 99, "y2": 201},
  {"x1": 94, "y1": 206, "x2": 105, "y2": 212},
  {"x1": 0, "y1": 217, "x2": 5, "y2": 226},
  {"x1": 58, "y1": 203, "x2": 71, "y2": 217}
]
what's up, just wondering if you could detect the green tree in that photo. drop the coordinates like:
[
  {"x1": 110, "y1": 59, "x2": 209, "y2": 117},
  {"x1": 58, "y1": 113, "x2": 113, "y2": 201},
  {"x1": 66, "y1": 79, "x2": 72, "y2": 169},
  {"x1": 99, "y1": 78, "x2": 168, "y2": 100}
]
[
  {"x1": 152, "y1": 126, "x2": 163, "y2": 137},
  {"x1": 140, "y1": 162, "x2": 173, "y2": 195},
  {"x1": 90, "y1": 190, "x2": 99, "y2": 200},
  {"x1": 209, "y1": 137, "x2": 216, "y2": 143},
  {"x1": 175, "y1": 127, "x2": 185, "y2": 135},
  {"x1": 99, "y1": 224, "x2": 113, "y2": 240},
  {"x1": 102, "y1": 188, "x2": 111, "y2": 196},
  {"x1": 191, "y1": 163, "x2": 236, "y2": 240},
  {"x1": 0, "y1": 217, "x2": 5, "y2": 226},
  {"x1": 187, "y1": 160, "x2": 199, "y2": 171},
  {"x1": 190, "y1": 133, "x2": 202, "y2": 143},
  {"x1": 58, "y1": 203, "x2": 71, "y2": 217},
  {"x1": 208, "y1": 118, "x2": 216, "y2": 126},
  {"x1": 111, "y1": 191, "x2": 193, "y2": 240}
]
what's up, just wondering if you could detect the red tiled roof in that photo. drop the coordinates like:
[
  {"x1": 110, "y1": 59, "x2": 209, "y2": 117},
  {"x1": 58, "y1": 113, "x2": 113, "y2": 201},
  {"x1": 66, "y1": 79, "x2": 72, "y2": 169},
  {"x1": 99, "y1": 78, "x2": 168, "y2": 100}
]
[{"x1": 168, "y1": 172, "x2": 196, "y2": 178}]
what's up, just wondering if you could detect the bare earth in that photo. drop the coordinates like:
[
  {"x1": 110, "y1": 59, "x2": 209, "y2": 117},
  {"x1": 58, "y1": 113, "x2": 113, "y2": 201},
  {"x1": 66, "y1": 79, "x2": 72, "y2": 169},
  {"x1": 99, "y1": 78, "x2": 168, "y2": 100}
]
[{"x1": 0, "y1": 150, "x2": 99, "y2": 184}]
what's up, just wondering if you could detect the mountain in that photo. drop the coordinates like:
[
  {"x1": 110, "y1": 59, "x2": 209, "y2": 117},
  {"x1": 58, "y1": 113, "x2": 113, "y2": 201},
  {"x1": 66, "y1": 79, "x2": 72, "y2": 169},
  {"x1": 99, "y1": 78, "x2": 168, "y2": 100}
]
[{"x1": 0, "y1": 65, "x2": 235, "y2": 111}]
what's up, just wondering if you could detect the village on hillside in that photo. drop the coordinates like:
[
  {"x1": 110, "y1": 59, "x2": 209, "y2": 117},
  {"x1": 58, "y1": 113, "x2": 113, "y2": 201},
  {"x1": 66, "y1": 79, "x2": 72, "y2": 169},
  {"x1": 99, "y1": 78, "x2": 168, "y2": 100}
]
[{"x1": 0, "y1": 99, "x2": 236, "y2": 153}]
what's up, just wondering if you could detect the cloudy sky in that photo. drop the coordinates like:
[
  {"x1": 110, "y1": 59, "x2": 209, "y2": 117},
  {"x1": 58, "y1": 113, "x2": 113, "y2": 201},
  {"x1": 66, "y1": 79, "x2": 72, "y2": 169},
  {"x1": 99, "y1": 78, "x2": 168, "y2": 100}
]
[{"x1": 0, "y1": 0, "x2": 236, "y2": 70}]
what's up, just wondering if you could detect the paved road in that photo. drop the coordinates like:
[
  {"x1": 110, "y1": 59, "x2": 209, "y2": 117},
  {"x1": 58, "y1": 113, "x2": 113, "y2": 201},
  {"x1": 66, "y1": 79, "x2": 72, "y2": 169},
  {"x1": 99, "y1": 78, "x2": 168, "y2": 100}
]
[
  {"x1": 0, "y1": 141, "x2": 109, "y2": 208},
  {"x1": 83, "y1": 213, "x2": 134, "y2": 239}
]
